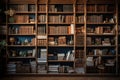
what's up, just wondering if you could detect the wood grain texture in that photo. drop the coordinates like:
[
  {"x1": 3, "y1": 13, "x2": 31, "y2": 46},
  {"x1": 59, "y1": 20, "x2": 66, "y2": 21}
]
[{"x1": 1, "y1": 76, "x2": 120, "y2": 80}]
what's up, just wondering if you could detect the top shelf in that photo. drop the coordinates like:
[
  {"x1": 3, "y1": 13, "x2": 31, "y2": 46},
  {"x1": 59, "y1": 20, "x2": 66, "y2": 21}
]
[
  {"x1": 8, "y1": 0, "x2": 37, "y2": 4},
  {"x1": 86, "y1": 0, "x2": 115, "y2": 4}
]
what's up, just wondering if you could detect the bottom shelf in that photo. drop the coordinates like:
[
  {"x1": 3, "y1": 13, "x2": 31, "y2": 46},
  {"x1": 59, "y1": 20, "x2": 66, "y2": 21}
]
[{"x1": 6, "y1": 73, "x2": 118, "y2": 76}]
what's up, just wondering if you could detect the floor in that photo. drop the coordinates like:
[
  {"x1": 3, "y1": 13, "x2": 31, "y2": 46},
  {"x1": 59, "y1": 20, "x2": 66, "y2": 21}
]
[{"x1": 1, "y1": 76, "x2": 120, "y2": 80}]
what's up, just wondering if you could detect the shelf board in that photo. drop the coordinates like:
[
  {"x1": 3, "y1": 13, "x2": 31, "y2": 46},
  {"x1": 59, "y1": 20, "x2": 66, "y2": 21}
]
[
  {"x1": 87, "y1": 55, "x2": 116, "y2": 57},
  {"x1": 6, "y1": 72, "x2": 117, "y2": 76},
  {"x1": 48, "y1": 45, "x2": 74, "y2": 47},
  {"x1": 48, "y1": 60, "x2": 74, "y2": 62},
  {"x1": 76, "y1": 23, "x2": 84, "y2": 25},
  {"x1": 7, "y1": 45, "x2": 36, "y2": 47},
  {"x1": 86, "y1": 45, "x2": 116, "y2": 47},
  {"x1": 8, "y1": 23, "x2": 36, "y2": 25},
  {"x1": 48, "y1": 12, "x2": 73, "y2": 14},
  {"x1": 87, "y1": 33, "x2": 115, "y2": 36},
  {"x1": 8, "y1": 57, "x2": 35, "y2": 59},
  {"x1": 75, "y1": 45, "x2": 84, "y2": 47},
  {"x1": 48, "y1": 22, "x2": 71, "y2": 25},
  {"x1": 37, "y1": 45, "x2": 47, "y2": 47},
  {"x1": 48, "y1": 34, "x2": 74, "y2": 36},
  {"x1": 37, "y1": 22, "x2": 47, "y2": 24},
  {"x1": 15, "y1": 11, "x2": 36, "y2": 14},
  {"x1": 87, "y1": 12, "x2": 114, "y2": 14},
  {"x1": 76, "y1": 12, "x2": 84, "y2": 14},
  {"x1": 8, "y1": 34, "x2": 36, "y2": 36},
  {"x1": 38, "y1": 12, "x2": 46, "y2": 14},
  {"x1": 86, "y1": 23, "x2": 116, "y2": 25}
]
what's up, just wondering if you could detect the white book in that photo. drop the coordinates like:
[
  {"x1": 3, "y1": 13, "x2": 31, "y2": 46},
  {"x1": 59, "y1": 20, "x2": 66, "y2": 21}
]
[
  {"x1": 66, "y1": 51, "x2": 71, "y2": 60},
  {"x1": 32, "y1": 49, "x2": 36, "y2": 57},
  {"x1": 70, "y1": 23, "x2": 74, "y2": 34}
]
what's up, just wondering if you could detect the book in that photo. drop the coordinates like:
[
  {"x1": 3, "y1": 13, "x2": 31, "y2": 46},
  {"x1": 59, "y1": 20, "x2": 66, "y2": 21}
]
[
  {"x1": 66, "y1": 51, "x2": 71, "y2": 60},
  {"x1": 32, "y1": 49, "x2": 36, "y2": 57}
]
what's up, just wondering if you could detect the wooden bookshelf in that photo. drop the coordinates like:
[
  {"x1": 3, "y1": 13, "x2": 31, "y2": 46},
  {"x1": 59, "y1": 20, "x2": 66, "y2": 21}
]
[{"x1": 4, "y1": 0, "x2": 120, "y2": 75}]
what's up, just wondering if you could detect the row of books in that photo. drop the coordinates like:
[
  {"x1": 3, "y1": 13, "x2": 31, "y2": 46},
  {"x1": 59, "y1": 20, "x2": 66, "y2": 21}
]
[
  {"x1": 48, "y1": 15, "x2": 73, "y2": 23},
  {"x1": 48, "y1": 36, "x2": 74, "y2": 46},
  {"x1": 10, "y1": 15, "x2": 35, "y2": 23},
  {"x1": 48, "y1": 25, "x2": 74, "y2": 35},
  {"x1": 37, "y1": 39, "x2": 47, "y2": 46},
  {"x1": 10, "y1": 4, "x2": 35, "y2": 12},
  {"x1": 37, "y1": 48, "x2": 47, "y2": 73},
  {"x1": 87, "y1": 15, "x2": 115, "y2": 23},
  {"x1": 38, "y1": 5, "x2": 46, "y2": 12},
  {"x1": 38, "y1": 26, "x2": 46, "y2": 35},
  {"x1": 48, "y1": 5, "x2": 73, "y2": 12},
  {"x1": 76, "y1": 16, "x2": 84, "y2": 23},
  {"x1": 87, "y1": 26, "x2": 114, "y2": 34},
  {"x1": 87, "y1": 5, "x2": 114, "y2": 12},
  {"x1": 48, "y1": 50, "x2": 74, "y2": 61},
  {"x1": 87, "y1": 15, "x2": 103, "y2": 23},
  {"x1": 76, "y1": 35, "x2": 84, "y2": 45},
  {"x1": 9, "y1": 4, "x2": 114, "y2": 12},
  {"x1": 76, "y1": 5, "x2": 84, "y2": 12},
  {"x1": 7, "y1": 61, "x2": 37, "y2": 73},
  {"x1": 48, "y1": 36, "x2": 66, "y2": 45},
  {"x1": 38, "y1": 15, "x2": 46, "y2": 23},
  {"x1": 37, "y1": 63, "x2": 47, "y2": 73},
  {"x1": 86, "y1": 37, "x2": 114, "y2": 45},
  {"x1": 86, "y1": 57, "x2": 115, "y2": 67},
  {"x1": 12, "y1": 15, "x2": 29, "y2": 23},
  {"x1": 87, "y1": 49, "x2": 116, "y2": 55},
  {"x1": 9, "y1": 26, "x2": 34, "y2": 34},
  {"x1": 48, "y1": 65, "x2": 74, "y2": 73},
  {"x1": 37, "y1": 49, "x2": 47, "y2": 59},
  {"x1": 75, "y1": 49, "x2": 84, "y2": 58}
]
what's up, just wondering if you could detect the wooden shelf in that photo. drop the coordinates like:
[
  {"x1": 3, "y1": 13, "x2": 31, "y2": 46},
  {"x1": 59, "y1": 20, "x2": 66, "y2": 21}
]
[
  {"x1": 8, "y1": 23, "x2": 36, "y2": 25},
  {"x1": 48, "y1": 12, "x2": 74, "y2": 14},
  {"x1": 7, "y1": 45, "x2": 36, "y2": 47},
  {"x1": 87, "y1": 55, "x2": 116, "y2": 57},
  {"x1": 86, "y1": 23, "x2": 116, "y2": 25},
  {"x1": 15, "y1": 11, "x2": 36, "y2": 14},
  {"x1": 8, "y1": 57, "x2": 35, "y2": 59},
  {"x1": 75, "y1": 45, "x2": 84, "y2": 47},
  {"x1": 48, "y1": 60, "x2": 74, "y2": 62},
  {"x1": 87, "y1": 12, "x2": 114, "y2": 14},
  {"x1": 86, "y1": 33, "x2": 115, "y2": 36},
  {"x1": 48, "y1": 22, "x2": 72, "y2": 25},
  {"x1": 76, "y1": 23, "x2": 84, "y2": 25},
  {"x1": 37, "y1": 22, "x2": 47, "y2": 24},
  {"x1": 5, "y1": 0, "x2": 119, "y2": 75},
  {"x1": 48, "y1": 34, "x2": 74, "y2": 36},
  {"x1": 86, "y1": 45, "x2": 116, "y2": 47},
  {"x1": 48, "y1": 45, "x2": 74, "y2": 47},
  {"x1": 38, "y1": 12, "x2": 46, "y2": 14},
  {"x1": 8, "y1": 34, "x2": 36, "y2": 36},
  {"x1": 76, "y1": 12, "x2": 84, "y2": 14}
]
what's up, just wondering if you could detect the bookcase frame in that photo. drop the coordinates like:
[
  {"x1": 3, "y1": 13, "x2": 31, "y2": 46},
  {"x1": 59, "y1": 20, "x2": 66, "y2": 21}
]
[{"x1": 4, "y1": 0, "x2": 120, "y2": 76}]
